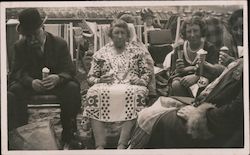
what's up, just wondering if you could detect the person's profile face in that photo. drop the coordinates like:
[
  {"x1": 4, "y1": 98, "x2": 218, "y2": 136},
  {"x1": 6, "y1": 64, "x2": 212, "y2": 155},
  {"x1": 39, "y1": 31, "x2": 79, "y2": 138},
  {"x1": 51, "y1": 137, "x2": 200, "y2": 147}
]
[
  {"x1": 111, "y1": 26, "x2": 128, "y2": 49},
  {"x1": 186, "y1": 24, "x2": 202, "y2": 45},
  {"x1": 232, "y1": 17, "x2": 243, "y2": 46}
]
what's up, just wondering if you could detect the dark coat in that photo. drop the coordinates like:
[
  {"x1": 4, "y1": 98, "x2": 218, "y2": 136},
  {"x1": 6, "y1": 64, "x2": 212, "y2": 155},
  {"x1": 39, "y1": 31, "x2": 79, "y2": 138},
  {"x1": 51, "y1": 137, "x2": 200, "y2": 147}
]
[
  {"x1": 148, "y1": 58, "x2": 244, "y2": 148},
  {"x1": 204, "y1": 59, "x2": 243, "y2": 136},
  {"x1": 9, "y1": 32, "x2": 76, "y2": 88}
]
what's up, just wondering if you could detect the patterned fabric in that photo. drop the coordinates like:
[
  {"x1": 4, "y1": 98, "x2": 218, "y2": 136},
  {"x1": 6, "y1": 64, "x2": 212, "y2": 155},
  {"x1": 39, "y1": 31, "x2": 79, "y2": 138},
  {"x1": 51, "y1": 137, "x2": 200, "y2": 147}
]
[
  {"x1": 88, "y1": 42, "x2": 151, "y2": 86},
  {"x1": 83, "y1": 84, "x2": 148, "y2": 122},
  {"x1": 83, "y1": 42, "x2": 151, "y2": 122},
  {"x1": 130, "y1": 40, "x2": 156, "y2": 96}
]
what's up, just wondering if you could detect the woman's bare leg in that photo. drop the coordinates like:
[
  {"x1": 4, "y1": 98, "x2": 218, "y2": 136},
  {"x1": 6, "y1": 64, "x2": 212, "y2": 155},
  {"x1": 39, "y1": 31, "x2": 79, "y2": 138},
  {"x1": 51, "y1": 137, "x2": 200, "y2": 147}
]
[
  {"x1": 91, "y1": 119, "x2": 106, "y2": 149},
  {"x1": 117, "y1": 119, "x2": 136, "y2": 149}
]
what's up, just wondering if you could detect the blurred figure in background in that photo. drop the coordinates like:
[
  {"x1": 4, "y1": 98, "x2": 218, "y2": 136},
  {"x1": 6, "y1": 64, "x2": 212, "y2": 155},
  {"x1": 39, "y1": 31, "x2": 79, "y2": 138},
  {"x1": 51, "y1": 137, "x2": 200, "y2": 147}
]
[
  {"x1": 140, "y1": 8, "x2": 161, "y2": 44},
  {"x1": 219, "y1": 9, "x2": 243, "y2": 66},
  {"x1": 141, "y1": 8, "x2": 161, "y2": 31},
  {"x1": 204, "y1": 16, "x2": 239, "y2": 67}
]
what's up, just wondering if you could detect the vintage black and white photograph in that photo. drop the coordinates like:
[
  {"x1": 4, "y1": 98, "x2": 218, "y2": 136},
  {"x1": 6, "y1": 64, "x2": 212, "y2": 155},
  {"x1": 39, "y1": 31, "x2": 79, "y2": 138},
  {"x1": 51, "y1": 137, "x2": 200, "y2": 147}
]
[{"x1": 1, "y1": 1, "x2": 249, "y2": 155}]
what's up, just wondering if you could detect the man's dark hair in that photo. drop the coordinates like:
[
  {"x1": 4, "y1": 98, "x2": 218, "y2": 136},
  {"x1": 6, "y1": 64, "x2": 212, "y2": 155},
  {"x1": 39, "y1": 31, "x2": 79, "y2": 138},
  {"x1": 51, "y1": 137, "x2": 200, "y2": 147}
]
[{"x1": 228, "y1": 9, "x2": 243, "y2": 28}]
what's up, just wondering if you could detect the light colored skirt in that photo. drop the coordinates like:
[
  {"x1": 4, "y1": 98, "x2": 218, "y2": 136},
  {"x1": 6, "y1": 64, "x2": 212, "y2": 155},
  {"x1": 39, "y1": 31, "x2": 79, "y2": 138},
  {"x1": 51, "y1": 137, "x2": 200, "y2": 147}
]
[{"x1": 83, "y1": 83, "x2": 148, "y2": 122}]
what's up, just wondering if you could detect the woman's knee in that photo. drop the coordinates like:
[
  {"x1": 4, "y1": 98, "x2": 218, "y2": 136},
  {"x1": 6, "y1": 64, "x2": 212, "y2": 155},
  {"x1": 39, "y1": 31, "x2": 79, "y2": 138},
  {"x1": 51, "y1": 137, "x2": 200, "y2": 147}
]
[
  {"x1": 171, "y1": 80, "x2": 182, "y2": 90},
  {"x1": 8, "y1": 82, "x2": 26, "y2": 96},
  {"x1": 61, "y1": 81, "x2": 80, "y2": 96},
  {"x1": 171, "y1": 80, "x2": 188, "y2": 96},
  {"x1": 65, "y1": 81, "x2": 80, "y2": 90}
]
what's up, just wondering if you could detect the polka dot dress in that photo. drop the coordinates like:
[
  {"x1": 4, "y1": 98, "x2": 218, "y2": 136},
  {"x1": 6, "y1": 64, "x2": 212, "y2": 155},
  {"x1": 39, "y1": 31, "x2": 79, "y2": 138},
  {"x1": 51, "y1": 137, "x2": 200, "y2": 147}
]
[
  {"x1": 83, "y1": 42, "x2": 150, "y2": 122},
  {"x1": 83, "y1": 83, "x2": 148, "y2": 122}
]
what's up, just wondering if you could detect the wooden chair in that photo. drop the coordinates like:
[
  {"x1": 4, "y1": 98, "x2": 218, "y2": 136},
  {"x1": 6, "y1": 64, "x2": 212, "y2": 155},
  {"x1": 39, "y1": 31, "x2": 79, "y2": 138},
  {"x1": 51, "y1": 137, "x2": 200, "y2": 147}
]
[{"x1": 147, "y1": 29, "x2": 174, "y2": 65}]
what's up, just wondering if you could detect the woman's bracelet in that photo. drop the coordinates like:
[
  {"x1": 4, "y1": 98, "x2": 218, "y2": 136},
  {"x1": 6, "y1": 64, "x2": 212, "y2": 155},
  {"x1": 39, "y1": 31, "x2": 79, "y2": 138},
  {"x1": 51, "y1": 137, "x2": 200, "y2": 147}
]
[{"x1": 94, "y1": 78, "x2": 100, "y2": 84}]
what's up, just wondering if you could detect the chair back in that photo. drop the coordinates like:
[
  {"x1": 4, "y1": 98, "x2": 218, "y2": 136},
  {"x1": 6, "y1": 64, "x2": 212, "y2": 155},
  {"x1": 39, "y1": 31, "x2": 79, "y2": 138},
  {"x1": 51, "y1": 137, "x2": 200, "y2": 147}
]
[{"x1": 148, "y1": 29, "x2": 173, "y2": 45}]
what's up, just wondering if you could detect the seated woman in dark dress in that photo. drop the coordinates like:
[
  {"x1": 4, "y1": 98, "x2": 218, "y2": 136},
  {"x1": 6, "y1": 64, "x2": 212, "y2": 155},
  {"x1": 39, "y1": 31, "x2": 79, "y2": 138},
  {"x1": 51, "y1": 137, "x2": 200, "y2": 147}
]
[{"x1": 169, "y1": 16, "x2": 219, "y2": 97}]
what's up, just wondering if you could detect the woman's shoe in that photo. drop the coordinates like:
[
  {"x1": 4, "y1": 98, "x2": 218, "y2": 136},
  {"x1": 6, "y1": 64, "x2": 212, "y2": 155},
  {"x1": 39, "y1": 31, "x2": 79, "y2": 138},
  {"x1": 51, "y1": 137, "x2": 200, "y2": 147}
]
[
  {"x1": 96, "y1": 145, "x2": 104, "y2": 149},
  {"x1": 117, "y1": 144, "x2": 127, "y2": 149}
]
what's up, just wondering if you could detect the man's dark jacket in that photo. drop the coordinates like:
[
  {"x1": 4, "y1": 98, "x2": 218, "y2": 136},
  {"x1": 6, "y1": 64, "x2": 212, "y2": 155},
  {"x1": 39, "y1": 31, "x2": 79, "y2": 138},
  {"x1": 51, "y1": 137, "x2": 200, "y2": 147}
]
[{"x1": 9, "y1": 32, "x2": 76, "y2": 88}]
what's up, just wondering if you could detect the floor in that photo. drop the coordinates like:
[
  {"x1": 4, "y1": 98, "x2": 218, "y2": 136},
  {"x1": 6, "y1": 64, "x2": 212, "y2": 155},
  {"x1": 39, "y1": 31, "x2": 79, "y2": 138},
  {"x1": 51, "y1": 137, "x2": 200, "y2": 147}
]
[{"x1": 26, "y1": 103, "x2": 123, "y2": 150}]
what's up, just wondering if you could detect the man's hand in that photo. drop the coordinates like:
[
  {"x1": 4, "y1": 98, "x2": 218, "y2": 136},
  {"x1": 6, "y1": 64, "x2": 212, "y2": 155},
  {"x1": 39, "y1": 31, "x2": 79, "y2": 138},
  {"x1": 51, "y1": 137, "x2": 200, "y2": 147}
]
[
  {"x1": 219, "y1": 51, "x2": 235, "y2": 66},
  {"x1": 130, "y1": 76, "x2": 146, "y2": 86},
  {"x1": 42, "y1": 74, "x2": 60, "y2": 90},
  {"x1": 32, "y1": 79, "x2": 45, "y2": 92},
  {"x1": 177, "y1": 105, "x2": 197, "y2": 120},
  {"x1": 99, "y1": 74, "x2": 114, "y2": 83},
  {"x1": 175, "y1": 59, "x2": 185, "y2": 73},
  {"x1": 180, "y1": 74, "x2": 199, "y2": 88}
]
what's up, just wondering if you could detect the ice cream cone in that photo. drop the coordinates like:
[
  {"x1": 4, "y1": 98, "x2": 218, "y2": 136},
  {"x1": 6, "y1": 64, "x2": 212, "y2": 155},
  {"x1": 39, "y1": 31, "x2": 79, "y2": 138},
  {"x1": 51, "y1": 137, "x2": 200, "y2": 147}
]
[{"x1": 42, "y1": 67, "x2": 50, "y2": 79}]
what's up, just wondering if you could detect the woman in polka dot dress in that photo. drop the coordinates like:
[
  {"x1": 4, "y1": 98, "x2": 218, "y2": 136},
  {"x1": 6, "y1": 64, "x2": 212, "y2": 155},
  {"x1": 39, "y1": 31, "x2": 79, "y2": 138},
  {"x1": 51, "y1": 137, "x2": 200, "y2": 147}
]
[{"x1": 82, "y1": 19, "x2": 151, "y2": 149}]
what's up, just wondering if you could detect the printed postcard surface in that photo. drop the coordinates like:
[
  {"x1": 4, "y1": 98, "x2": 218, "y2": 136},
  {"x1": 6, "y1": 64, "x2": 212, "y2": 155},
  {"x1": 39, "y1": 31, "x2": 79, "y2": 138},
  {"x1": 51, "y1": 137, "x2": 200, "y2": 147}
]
[{"x1": 1, "y1": 1, "x2": 248, "y2": 155}]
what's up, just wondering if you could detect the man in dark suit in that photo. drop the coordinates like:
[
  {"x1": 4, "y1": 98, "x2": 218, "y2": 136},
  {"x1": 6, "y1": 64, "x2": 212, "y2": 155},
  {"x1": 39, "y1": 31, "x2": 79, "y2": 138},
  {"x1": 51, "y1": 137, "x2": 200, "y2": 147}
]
[
  {"x1": 7, "y1": 8, "x2": 81, "y2": 146},
  {"x1": 146, "y1": 58, "x2": 243, "y2": 148}
]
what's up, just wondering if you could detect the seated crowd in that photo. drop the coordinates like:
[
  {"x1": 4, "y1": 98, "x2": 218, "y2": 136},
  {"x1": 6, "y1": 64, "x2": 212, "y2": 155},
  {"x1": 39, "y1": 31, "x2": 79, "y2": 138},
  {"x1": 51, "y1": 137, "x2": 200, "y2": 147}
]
[{"x1": 7, "y1": 7, "x2": 244, "y2": 150}]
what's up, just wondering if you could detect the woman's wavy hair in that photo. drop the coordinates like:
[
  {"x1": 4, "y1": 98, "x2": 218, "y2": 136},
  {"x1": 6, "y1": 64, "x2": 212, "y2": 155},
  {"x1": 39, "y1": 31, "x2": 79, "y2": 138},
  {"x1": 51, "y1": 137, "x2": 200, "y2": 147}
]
[
  {"x1": 108, "y1": 19, "x2": 130, "y2": 39},
  {"x1": 180, "y1": 16, "x2": 206, "y2": 40}
]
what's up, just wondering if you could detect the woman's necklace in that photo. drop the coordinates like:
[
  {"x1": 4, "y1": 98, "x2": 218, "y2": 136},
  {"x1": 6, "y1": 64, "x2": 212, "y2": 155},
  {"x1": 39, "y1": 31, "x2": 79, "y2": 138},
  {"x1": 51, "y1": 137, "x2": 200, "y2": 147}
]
[
  {"x1": 183, "y1": 40, "x2": 204, "y2": 65},
  {"x1": 188, "y1": 40, "x2": 204, "y2": 53}
]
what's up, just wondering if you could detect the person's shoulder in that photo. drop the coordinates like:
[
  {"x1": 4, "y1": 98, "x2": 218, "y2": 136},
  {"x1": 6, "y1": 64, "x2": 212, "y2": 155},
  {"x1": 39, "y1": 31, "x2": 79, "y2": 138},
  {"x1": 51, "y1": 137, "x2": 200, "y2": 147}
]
[
  {"x1": 127, "y1": 42, "x2": 144, "y2": 55},
  {"x1": 93, "y1": 43, "x2": 112, "y2": 58},
  {"x1": 127, "y1": 42, "x2": 144, "y2": 51},
  {"x1": 46, "y1": 32, "x2": 67, "y2": 46},
  {"x1": 14, "y1": 37, "x2": 25, "y2": 47}
]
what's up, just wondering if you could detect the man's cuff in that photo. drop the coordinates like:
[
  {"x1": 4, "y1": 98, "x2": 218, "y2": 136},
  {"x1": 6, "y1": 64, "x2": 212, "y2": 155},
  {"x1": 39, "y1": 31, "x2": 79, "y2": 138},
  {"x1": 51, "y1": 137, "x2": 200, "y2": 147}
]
[
  {"x1": 22, "y1": 76, "x2": 34, "y2": 88},
  {"x1": 58, "y1": 75, "x2": 66, "y2": 85}
]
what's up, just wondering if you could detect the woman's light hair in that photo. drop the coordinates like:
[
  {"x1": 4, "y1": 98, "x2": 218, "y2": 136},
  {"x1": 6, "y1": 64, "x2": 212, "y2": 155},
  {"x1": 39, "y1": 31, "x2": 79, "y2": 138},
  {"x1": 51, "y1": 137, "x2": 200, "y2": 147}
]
[{"x1": 108, "y1": 19, "x2": 130, "y2": 39}]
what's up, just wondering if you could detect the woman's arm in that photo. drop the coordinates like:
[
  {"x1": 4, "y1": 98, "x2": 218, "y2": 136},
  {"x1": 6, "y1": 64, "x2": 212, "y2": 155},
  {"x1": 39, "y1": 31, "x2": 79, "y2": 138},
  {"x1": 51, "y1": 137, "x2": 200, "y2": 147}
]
[
  {"x1": 203, "y1": 62, "x2": 225, "y2": 76},
  {"x1": 138, "y1": 53, "x2": 151, "y2": 86},
  {"x1": 196, "y1": 43, "x2": 223, "y2": 81},
  {"x1": 87, "y1": 54, "x2": 102, "y2": 86}
]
